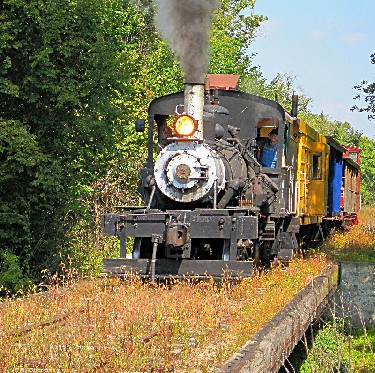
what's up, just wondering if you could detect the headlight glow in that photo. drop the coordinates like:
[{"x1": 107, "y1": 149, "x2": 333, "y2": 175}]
[{"x1": 173, "y1": 115, "x2": 198, "y2": 137}]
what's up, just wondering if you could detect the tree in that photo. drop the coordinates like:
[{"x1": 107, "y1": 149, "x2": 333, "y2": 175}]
[
  {"x1": 209, "y1": 0, "x2": 265, "y2": 79},
  {"x1": 303, "y1": 113, "x2": 363, "y2": 147},
  {"x1": 358, "y1": 136, "x2": 375, "y2": 206},
  {"x1": 242, "y1": 73, "x2": 313, "y2": 117},
  {"x1": 352, "y1": 53, "x2": 375, "y2": 120},
  {"x1": 0, "y1": 120, "x2": 61, "y2": 291},
  {"x1": 0, "y1": 0, "x2": 161, "y2": 283}
]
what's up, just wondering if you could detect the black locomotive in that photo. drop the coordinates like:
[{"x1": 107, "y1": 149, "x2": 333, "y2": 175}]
[{"x1": 101, "y1": 74, "x2": 360, "y2": 278}]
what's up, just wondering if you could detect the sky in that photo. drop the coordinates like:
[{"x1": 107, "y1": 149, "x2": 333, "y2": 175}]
[{"x1": 249, "y1": 0, "x2": 375, "y2": 138}]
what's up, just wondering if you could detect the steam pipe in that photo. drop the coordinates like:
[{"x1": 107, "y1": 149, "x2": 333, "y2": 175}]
[
  {"x1": 217, "y1": 188, "x2": 235, "y2": 210},
  {"x1": 147, "y1": 185, "x2": 156, "y2": 210},
  {"x1": 217, "y1": 179, "x2": 245, "y2": 209},
  {"x1": 213, "y1": 178, "x2": 218, "y2": 209},
  {"x1": 146, "y1": 176, "x2": 156, "y2": 209}
]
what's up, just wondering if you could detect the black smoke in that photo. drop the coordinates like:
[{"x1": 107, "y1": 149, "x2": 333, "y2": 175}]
[{"x1": 154, "y1": 0, "x2": 218, "y2": 83}]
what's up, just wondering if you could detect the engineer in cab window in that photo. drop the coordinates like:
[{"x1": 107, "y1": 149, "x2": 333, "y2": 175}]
[{"x1": 259, "y1": 128, "x2": 278, "y2": 168}]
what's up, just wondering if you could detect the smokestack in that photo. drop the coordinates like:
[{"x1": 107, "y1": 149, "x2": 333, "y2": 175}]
[{"x1": 184, "y1": 83, "x2": 204, "y2": 138}]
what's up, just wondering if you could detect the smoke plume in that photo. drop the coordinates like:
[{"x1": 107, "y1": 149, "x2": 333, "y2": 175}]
[{"x1": 154, "y1": 0, "x2": 218, "y2": 83}]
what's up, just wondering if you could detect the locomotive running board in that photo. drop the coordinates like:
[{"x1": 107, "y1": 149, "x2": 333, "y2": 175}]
[{"x1": 102, "y1": 259, "x2": 254, "y2": 279}]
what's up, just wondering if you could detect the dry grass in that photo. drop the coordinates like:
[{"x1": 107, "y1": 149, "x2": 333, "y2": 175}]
[
  {"x1": 0, "y1": 256, "x2": 330, "y2": 372},
  {"x1": 321, "y1": 206, "x2": 375, "y2": 262}
]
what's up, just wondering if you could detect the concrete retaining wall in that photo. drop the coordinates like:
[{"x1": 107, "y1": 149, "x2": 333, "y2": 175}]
[
  {"x1": 336, "y1": 261, "x2": 375, "y2": 328},
  {"x1": 219, "y1": 265, "x2": 339, "y2": 373}
]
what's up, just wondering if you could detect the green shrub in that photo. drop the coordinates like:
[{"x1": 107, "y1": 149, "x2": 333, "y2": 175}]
[
  {"x1": 0, "y1": 251, "x2": 32, "y2": 294},
  {"x1": 301, "y1": 320, "x2": 375, "y2": 372}
]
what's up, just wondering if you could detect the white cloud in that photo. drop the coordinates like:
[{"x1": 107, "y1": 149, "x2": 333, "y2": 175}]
[
  {"x1": 342, "y1": 32, "x2": 367, "y2": 43},
  {"x1": 308, "y1": 29, "x2": 328, "y2": 40}
]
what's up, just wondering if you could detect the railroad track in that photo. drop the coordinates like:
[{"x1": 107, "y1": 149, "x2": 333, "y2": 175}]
[
  {"x1": 0, "y1": 287, "x2": 82, "y2": 342},
  {"x1": 218, "y1": 264, "x2": 339, "y2": 372},
  {"x1": 7, "y1": 311, "x2": 73, "y2": 341}
]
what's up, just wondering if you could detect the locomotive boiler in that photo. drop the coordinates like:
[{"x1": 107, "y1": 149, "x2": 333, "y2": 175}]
[{"x1": 101, "y1": 74, "x2": 360, "y2": 278}]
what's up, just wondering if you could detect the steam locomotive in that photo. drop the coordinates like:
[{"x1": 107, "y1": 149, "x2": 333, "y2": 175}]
[{"x1": 101, "y1": 74, "x2": 360, "y2": 278}]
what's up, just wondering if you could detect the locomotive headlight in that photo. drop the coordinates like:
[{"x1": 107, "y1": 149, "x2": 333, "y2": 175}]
[{"x1": 173, "y1": 115, "x2": 198, "y2": 137}]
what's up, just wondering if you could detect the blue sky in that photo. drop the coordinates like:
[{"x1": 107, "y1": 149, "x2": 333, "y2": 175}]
[{"x1": 249, "y1": 0, "x2": 375, "y2": 138}]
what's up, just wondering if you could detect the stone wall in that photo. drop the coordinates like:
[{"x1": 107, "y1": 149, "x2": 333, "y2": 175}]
[{"x1": 336, "y1": 261, "x2": 375, "y2": 328}]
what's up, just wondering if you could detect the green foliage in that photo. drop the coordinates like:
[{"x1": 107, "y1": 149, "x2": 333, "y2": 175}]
[
  {"x1": 352, "y1": 53, "x2": 375, "y2": 120},
  {"x1": 0, "y1": 251, "x2": 32, "y2": 294},
  {"x1": 242, "y1": 73, "x2": 313, "y2": 116},
  {"x1": 357, "y1": 137, "x2": 375, "y2": 206},
  {"x1": 300, "y1": 321, "x2": 375, "y2": 372},
  {"x1": 332, "y1": 122, "x2": 362, "y2": 147},
  {"x1": 0, "y1": 0, "x2": 161, "y2": 285},
  {"x1": 0, "y1": 120, "x2": 65, "y2": 281},
  {"x1": 300, "y1": 321, "x2": 348, "y2": 372},
  {"x1": 348, "y1": 327, "x2": 375, "y2": 371},
  {"x1": 303, "y1": 113, "x2": 363, "y2": 147},
  {"x1": 210, "y1": 0, "x2": 265, "y2": 78}
]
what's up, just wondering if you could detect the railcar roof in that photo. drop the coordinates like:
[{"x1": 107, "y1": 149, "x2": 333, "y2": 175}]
[{"x1": 326, "y1": 136, "x2": 346, "y2": 153}]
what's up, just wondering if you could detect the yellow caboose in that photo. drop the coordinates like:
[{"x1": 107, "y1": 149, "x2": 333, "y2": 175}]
[{"x1": 293, "y1": 118, "x2": 330, "y2": 227}]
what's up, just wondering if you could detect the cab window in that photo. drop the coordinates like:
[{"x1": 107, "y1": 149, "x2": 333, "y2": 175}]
[{"x1": 312, "y1": 152, "x2": 322, "y2": 179}]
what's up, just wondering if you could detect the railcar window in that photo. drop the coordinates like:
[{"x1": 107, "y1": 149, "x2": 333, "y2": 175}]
[
  {"x1": 312, "y1": 152, "x2": 322, "y2": 179},
  {"x1": 349, "y1": 152, "x2": 358, "y2": 161}
]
